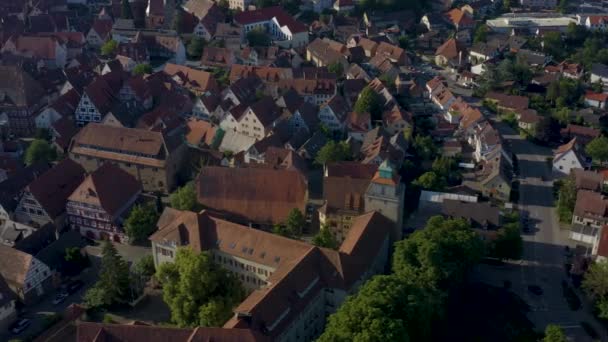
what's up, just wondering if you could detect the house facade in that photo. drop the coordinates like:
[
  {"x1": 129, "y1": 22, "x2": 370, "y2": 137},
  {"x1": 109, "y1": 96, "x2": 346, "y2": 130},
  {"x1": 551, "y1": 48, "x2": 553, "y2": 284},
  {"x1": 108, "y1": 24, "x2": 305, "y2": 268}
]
[
  {"x1": 69, "y1": 123, "x2": 187, "y2": 193},
  {"x1": 0, "y1": 246, "x2": 53, "y2": 304},
  {"x1": 67, "y1": 164, "x2": 142, "y2": 243}
]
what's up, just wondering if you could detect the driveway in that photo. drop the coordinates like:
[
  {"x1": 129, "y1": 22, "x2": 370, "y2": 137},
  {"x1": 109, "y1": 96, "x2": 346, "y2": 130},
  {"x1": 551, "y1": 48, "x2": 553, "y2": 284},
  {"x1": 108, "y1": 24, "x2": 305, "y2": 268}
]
[{"x1": 473, "y1": 120, "x2": 606, "y2": 341}]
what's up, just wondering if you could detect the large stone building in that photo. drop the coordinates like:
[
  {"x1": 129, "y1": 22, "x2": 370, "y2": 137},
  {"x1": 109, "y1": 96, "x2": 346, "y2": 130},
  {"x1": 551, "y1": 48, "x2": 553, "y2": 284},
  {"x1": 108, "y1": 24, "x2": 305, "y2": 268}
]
[
  {"x1": 196, "y1": 166, "x2": 308, "y2": 227},
  {"x1": 67, "y1": 163, "x2": 142, "y2": 243},
  {"x1": 69, "y1": 123, "x2": 187, "y2": 193},
  {"x1": 319, "y1": 160, "x2": 405, "y2": 242},
  {"x1": 150, "y1": 209, "x2": 392, "y2": 342}
]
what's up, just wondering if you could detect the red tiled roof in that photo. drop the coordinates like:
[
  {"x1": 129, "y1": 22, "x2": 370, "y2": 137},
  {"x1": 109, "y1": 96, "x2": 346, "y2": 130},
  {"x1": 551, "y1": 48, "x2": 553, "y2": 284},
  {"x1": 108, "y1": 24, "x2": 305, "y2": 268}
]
[
  {"x1": 585, "y1": 91, "x2": 608, "y2": 102},
  {"x1": 561, "y1": 124, "x2": 601, "y2": 140},
  {"x1": 234, "y1": 6, "x2": 307, "y2": 33},
  {"x1": 68, "y1": 163, "x2": 141, "y2": 218},
  {"x1": 27, "y1": 159, "x2": 86, "y2": 219},
  {"x1": 196, "y1": 166, "x2": 308, "y2": 225},
  {"x1": 597, "y1": 226, "x2": 608, "y2": 258}
]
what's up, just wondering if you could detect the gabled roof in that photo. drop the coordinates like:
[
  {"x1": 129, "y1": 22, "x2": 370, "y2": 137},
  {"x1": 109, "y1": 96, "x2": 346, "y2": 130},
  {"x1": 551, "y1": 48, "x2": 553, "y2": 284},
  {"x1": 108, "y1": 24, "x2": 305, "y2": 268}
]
[
  {"x1": 90, "y1": 19, "x2": 113, "y2": 40},
  {"x1": 435, "y1": 38, "x2": 463, "y2": 60},
  {"x1": 83, "y1": 70, "x2": 124, "y2": 116},
  {"x1": 0, "y1": 65, "x2": 45, "y2": 108},
  {"x1": 196, "y1": 166, "x2": 308, "y2": 225},
  {"x1": 72, "y1": 123, "x2": 168, "y2": 157},
  {"x1": 0, "y1": 244, "x2": 36, "y2": 288},
  {"x1": 249, "y1": 96, "x2": 282, "y2": 127},
  {"x1": 68, "y1": 163, "x2": 141, "y2": 218},
  {"x1": 561, "y1": 124, "x2": 601, "y2": 140},
  {"x1": 27, "y1": 159, "x2": 86, "y2": 220},
  {"x1": 234, "y1": 6, "x2": 306, "y2": 33},
  {"x1": 163, "y1": 63, "x2": 218, "y2": 93},
  {"x1": 321, "y1": 94, "x2": 349, "y2": 121},
  {"x1": 585, "y1": 91, "x2": 608, "y2": 102},
  {"x1": 574, "y1": 190, "x2": 608, "y2": 219}
]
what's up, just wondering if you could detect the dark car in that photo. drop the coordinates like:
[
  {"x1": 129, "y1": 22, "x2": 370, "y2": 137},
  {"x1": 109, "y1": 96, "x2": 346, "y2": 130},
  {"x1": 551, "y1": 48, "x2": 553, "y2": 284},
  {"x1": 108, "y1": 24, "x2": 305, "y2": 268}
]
[
  {"x1": 11, "y1": 318, "x2": 30, "y2": 334},
  {"x1": 528, "y1": 285, "x2": 543, "y2": 295},
  {"x1": 64, "y1": 280, "x2": 84, "y2": 294}
]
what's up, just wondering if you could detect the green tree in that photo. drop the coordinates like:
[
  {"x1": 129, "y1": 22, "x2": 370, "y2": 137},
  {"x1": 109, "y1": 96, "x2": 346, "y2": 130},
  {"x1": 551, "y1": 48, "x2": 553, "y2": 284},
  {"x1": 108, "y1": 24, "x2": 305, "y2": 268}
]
[
  {"x1": 557, "y1": 174, "x2": 576, "y2": 222},
  {"x1": 312, "y1": 226, "x2": 339, "y2": 249},
  {"x1": 318, "y1": 274, "x2": 441, "y2": 342},
  {"x1": 474, "y1": 24, "x2": 488, "y2": 43},
  {"x1": 413, "y1": 171, "x2": 446, "y2": 191},
  {"x1": 156, "y1": 248, "x2": 244, "y2": 327},
  {"x1": 392, "y1": 216, "x2": 484, "y2": 289},
  {"x1": 535, "y1": 117, "x2": 561, "y2": 144},
  {"x1": 489, "y1": 222, "x2": 523, "y2": 260},
  {"x1": 133, "y1": 255, "x2": 155, "y2": 279},
  {"x1": 413, "y1": 135, "x2": 438, "y2": 160},
  {"x1": 63, "y1": 247, "x2": 89, "y2": 276},
  {"x1": 552, "y1": 107, "x2": 570, "y2": 125},
  {"x1": 315, "y1": 140, "x2": 351, "y2": 165},
  {"x1": 24, "y1": 139, "x2": 56, "y2": 166},
  {"x1": 284, "y1": 208, "x2": 305, "y2": 237},
  {"x1": 543, "y1": 32, "x2": 565, "y2": 60},
  {"x1": 327, "y1": 61, "x2": 344, "y2": 77},
  {"x1": 124, "y1": 204, "x2": 159, "y2": 243},
  {"x1": 586, "y1": 136, "x2": 608, "y2": 164},
  {"x1": 246, "y1": 29, "x2": 271, "y2": 47},
  {"x1": 34, "y1": 128, "x2": 51, "y2": 141},
  {"x1": 169, "y1": 182, "x2": 201, "y2": 211},
  {"x1": 187, "y1": 36, "x2": 206, "y2": 59},
  {"x1": 100, "y1": 40, "x2": 118, "y2": 56},
  {"x1": 583, "y1": 260, "x2": 608, "y2": 299},
  {"x1": 543, "y1": 324, "x2": 567, "y2": 342},
  {"x1": 272, "y1": 209, "x2": 305, "y2": 239},
  {"x1": 132, "y1": 63, "x2": 152, "y2": 76},
  {"x1": 354, "y1": 86, "x2": 383, "y2": 121},
  {"x1": 84, "y1": 240, "x2": 131, "y2": 308},
  {"x1": 121, "y1": 0, "x2": 133, "y2": 19}
]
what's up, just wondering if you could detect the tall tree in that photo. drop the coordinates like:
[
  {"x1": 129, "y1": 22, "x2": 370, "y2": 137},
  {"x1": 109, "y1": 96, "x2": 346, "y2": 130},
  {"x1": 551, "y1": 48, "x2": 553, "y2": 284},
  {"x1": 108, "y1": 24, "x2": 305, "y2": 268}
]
[
  {"x1": 121, "y1": 0, "x2": 133, "y2": 19},
  {"x1": 284, "y1": 208, "x2": 305, "y2": 237},
  {"x1": 169, "y1": 182, "x2": 201, "y2": 211},
  {"x1": 327, "y1": 61, "x2": 344, "y2": 77},
  {"x1": 543, "y1": 324, "x2": 568, "y2": 342},
  {"x1": 412, "y1": 171, "x2": 446, "y2": 191},
  {"x1": 413, "y1": 135, "x2": 438, "y2": 161},
  {"x1": 84, "y1": 241, "x2": 131, "y2": 308},
  {"x1": 586, "y1": 136, "x2": 608, "y2": 164},
  {"x1": 100, "y1": 40, "x2": 118, "y2": 56},
  {"x1": 354, "y1": 86, "x2": 383, "y2": 121},
  {"x1": 312, "y1": 226, "x2": 339, "y2": 249},
  {"x1": 318, "y1": 275, "x2": 441, "y2": 342},
  {"x1": 156, "y1": 248, "x2": 244, "y2": 327},
  {"x1": 187, "y1": 37, "x2": 206, "y2": 59},
  {"x1": 489, "y1": 222, "x2": 523, "y2": 260},
  {"x1": 132, "y1": 64, "x2": 152, "y2": 76},
  {"x1": 24, "y1": 139, "x2": 57, "y2": 166},
  {"x1": 315, "y1": 140, "x2": 351, "y2": 165},
  {"x1": 534, "y1": 117, "x2": 561, "y2": 144},
  {"x1": 124, "y1": 204, "x2": 159, "y2": 243},
  {"x1": 246, "y1": 29, "x2": 271, "y2": 47},
  {"x1": 392, "y1": 216, "x2": 484, "y2": 289}
]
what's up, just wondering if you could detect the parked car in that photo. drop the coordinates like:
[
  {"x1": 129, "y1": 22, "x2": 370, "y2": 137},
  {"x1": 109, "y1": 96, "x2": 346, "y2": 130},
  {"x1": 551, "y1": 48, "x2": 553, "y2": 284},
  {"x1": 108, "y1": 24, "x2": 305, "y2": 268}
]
[
  {"x1": 11, "y1": 318, "x2": 30, "y2": 334},
  {"x1": 528, "y1": 285, "x2": 543, "y2": 295},
  {"x1": 52, "y1": 292, "x2": 69, "y2": 305},
  {"x1": 65, "y1": 280, "x2": 84, "y2": 294}
]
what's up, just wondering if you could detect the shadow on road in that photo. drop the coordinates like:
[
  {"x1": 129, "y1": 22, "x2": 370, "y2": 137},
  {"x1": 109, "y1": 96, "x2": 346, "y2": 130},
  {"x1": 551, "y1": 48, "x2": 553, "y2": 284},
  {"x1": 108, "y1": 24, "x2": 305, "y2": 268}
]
[{"x1": 519, "y1": 184, "x2": 555, "y2": 207}]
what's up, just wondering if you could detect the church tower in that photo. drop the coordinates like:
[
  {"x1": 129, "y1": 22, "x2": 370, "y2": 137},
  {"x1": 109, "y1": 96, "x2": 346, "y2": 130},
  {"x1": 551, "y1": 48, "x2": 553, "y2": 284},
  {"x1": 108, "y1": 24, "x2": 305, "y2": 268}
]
[{"x1": 364, "y1": 160, "x2": 405, "y2": 241}]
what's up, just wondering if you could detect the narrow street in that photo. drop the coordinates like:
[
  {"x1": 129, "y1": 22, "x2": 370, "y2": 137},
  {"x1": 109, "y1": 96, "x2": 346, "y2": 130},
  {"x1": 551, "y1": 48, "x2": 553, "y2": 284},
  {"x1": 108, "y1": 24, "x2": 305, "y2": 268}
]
[{"x1": 474, "y1": 120, "x2": 606, "y2": 341}]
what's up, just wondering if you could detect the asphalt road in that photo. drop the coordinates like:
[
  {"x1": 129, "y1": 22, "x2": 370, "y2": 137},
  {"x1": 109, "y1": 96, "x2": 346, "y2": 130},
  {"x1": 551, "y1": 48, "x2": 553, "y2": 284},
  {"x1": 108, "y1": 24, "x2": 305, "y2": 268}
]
[{"x1": 481, "y1": 120, "x2": 606, "y2": 341}]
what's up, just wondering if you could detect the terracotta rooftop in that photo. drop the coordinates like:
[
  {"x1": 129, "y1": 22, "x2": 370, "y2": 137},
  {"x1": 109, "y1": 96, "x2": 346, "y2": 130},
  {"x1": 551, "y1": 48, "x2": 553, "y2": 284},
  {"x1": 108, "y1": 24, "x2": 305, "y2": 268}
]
[
  {"x1": 68, "y1": 163, "x2": 141, "y2": 218},
  {"x1": 574, "y1": 190, "x2": 608, "y2": 219},
  {"x1": 0, "y1": 244, "x2": 35, "y2": 288},
  {"x1": 234, "y1": 6, "x2": 307, "y2": 33},
  {"x1": 196, "y1": 166, "x2": 308, "y2": 225},
  {"x1": 27, "y1": 159, "x2": 86, "y2": 220}
]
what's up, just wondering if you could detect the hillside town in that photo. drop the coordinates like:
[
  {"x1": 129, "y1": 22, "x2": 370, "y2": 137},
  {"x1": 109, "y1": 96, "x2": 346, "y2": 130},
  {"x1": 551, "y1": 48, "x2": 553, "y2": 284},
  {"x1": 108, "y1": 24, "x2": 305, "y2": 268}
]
[{"x1": 4, "y1": 0, "x2": 608, "y2": 341}]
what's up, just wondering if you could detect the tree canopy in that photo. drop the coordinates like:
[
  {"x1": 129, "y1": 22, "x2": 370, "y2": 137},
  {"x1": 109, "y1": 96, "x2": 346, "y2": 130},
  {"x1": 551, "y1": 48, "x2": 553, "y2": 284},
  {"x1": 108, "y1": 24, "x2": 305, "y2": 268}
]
[
  {"x1": 488, "y1": 216, "x2": 523, "y2": 260},
  {"x1": 187, "y1": 37, "x2": 206, "y2": 59},
  {"x1": 557, "y1": 174, "x2": 577, "y2": 222},
  {"x1": 101, "y1": 40, "x2": 118, "y2": 56},
  {"x1": 132, "y1": 64, "x2": 152, "y2": 76},
  {"x1": 24, "y1": 139, "x2": 57, "y2": 166},
  {"x1": 124, "y1": 204, "x2": 159, "y2": 243},
  {"x1": 84, "y1": 241, "x2": 131, "y2": 308},
  {"x1": 169, "y1": 182, "x2": 201, "y2": 211},
  {"x1": 315, "y1": 140, "x2": 351, "y2": 165},
  {"x1": 586, "y1": 136, "x2": 608, "y2": 163},
  {"x1": 413, "y1": 135, "x2": 439, "y2": 161},
  {"x1": 412, "y1": 171, "x2": 446, "y2": 191},
  {"x1": 327, "y1": 61, "x2": 344, "y2": 77},
  {"x1": 273, "y1": 208, "x2": 305, "y2": 239},
  {"x1": 157, "y1": 248, "x2": 245, "y2": 327},
  {"x1": 392, "y1": 216, "x2": 484, "y2": 289},
  {"x1": 354, "y1": 86, "x2": 383, "y2": 121},
  {"x1": 543, "y1": 324, "x2": 568, "y2": 342},
  {"x1": 318, "y1": 275, "x2": 441, "y2": 342},
  {"x1": 312, "y1": 225, "x2": 339, "y2": 249},
  {"x1": 246, "y1": 29, "x2": 271, "y2": 47}
]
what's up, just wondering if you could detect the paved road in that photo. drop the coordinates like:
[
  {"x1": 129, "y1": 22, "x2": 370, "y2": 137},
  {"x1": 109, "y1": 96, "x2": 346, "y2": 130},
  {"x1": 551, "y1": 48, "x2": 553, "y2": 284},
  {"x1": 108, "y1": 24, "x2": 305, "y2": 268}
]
[{"x1": 480, "y1": 120, "x2": 606, "y2": 341}]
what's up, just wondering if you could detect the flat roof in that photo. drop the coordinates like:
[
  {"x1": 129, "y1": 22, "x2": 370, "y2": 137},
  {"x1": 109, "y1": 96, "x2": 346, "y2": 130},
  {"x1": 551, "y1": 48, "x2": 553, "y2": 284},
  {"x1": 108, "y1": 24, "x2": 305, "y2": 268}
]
[{"x1": 487, "y1": 16, "x2": 577, "y2": 28}]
